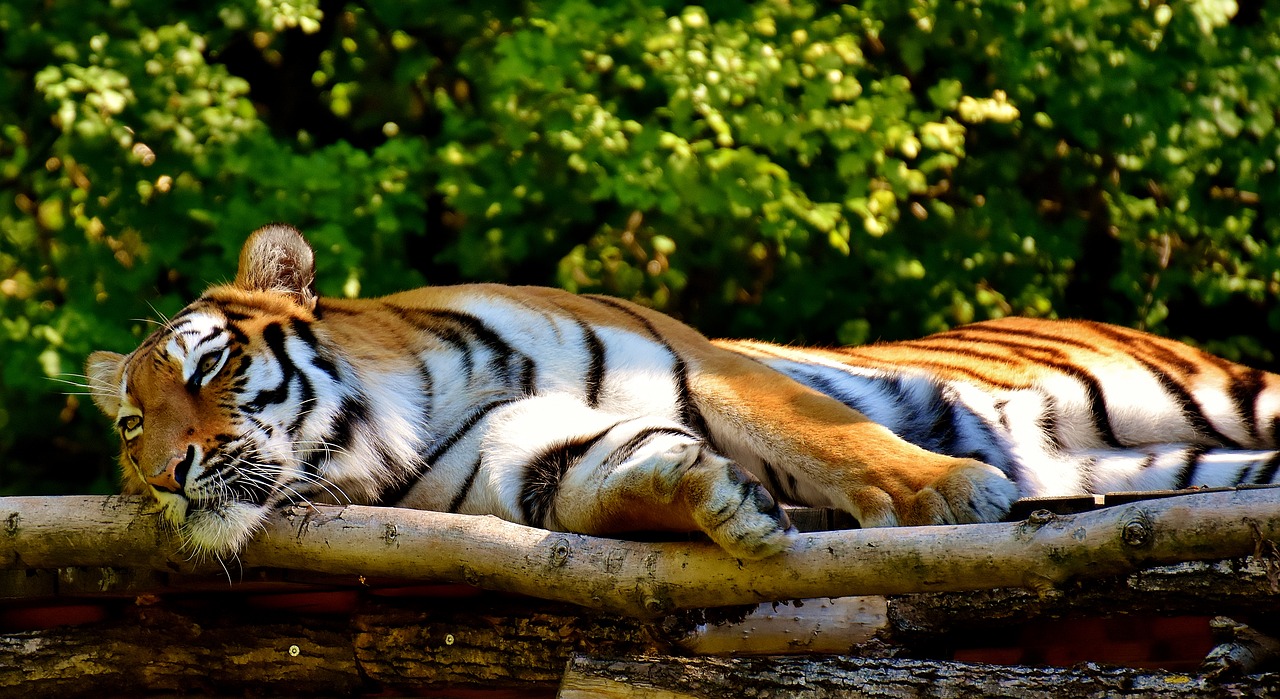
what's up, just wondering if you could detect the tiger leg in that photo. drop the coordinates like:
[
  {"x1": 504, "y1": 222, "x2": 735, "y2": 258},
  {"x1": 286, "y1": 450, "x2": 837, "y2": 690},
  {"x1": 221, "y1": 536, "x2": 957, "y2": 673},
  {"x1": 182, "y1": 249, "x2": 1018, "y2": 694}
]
[
  {"x1": 687, "y1": 352, "x2": 1019, "y2": 527},
  {"x1": 478, "y1": 394, "x2": 794, "y2": 559}
]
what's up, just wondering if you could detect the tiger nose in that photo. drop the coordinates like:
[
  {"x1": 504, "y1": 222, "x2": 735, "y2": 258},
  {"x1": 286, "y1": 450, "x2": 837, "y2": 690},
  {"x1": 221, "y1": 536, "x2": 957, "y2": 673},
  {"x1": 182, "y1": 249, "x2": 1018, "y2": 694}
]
[{"x1": 148, "y1": 446, "x2": 195, "y2": 494}]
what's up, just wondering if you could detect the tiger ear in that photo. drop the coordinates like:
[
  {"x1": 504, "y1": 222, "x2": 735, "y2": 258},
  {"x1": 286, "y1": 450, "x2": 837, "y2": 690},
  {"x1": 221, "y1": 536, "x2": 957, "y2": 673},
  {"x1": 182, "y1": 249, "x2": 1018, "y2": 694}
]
[
  {"x1": 235, "y1": 224, "x2": 317, "y2": 310},
  {"x1": 85, "y1": 351, "x2": 125, "y2": 417}
]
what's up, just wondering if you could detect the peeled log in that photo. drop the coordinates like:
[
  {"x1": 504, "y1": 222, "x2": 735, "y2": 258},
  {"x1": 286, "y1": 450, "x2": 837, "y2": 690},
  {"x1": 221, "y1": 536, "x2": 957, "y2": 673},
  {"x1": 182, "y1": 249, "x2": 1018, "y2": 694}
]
[{"x1": 2, "y1": 488, "x2": 1278, "y2": 617}]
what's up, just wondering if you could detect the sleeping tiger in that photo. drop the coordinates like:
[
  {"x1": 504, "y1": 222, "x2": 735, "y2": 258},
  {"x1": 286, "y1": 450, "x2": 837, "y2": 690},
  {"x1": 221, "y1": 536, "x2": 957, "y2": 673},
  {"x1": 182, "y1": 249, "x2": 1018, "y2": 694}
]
[{"x1": 86, "y1": 224, "x2": 1280, "y2": 559}]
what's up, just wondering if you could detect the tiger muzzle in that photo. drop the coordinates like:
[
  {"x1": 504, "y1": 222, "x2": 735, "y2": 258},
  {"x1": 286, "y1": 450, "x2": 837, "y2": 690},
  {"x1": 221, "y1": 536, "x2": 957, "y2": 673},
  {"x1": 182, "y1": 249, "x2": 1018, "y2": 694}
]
[{"x1": 148, "y1": 445, "x2": 196, "y2": 495}]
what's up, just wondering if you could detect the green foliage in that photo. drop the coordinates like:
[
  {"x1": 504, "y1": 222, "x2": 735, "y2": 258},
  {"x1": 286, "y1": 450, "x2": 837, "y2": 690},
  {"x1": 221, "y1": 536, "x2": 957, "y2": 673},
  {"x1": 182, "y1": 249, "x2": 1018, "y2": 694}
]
[{"x1": 1, "y1": 0, "x2": 1277, "y2": 494}]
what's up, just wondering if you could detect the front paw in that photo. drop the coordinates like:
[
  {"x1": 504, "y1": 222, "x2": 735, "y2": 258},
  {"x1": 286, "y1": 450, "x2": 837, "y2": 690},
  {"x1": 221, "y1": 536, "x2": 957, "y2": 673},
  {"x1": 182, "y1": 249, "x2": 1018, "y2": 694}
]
[
  {"x1": 690, "y1": 457, "x2": 796, "y2": 559},
  {"x1": 903, "y1": 459, "x2": 1018, "y2": 526}
]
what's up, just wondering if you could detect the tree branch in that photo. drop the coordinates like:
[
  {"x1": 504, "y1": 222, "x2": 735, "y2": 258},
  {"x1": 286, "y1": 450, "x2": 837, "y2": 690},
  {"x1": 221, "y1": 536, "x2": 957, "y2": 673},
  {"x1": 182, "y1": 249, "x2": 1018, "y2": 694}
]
[{"x1": 2, "y1": 488, "x2": 1278, "y2": 617}]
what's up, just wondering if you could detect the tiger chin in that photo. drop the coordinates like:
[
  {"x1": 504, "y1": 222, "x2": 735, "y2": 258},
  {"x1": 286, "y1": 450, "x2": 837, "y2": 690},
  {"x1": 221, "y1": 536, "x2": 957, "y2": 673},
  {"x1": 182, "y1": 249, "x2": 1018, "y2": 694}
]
[{"x1": 88, "y1": 224, "x2": 1280, "y2": 560}]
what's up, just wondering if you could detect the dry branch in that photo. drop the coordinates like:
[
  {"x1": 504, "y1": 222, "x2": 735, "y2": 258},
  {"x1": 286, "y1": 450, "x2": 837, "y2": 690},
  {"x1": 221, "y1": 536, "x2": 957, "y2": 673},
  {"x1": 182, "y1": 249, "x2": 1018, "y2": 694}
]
[{"x1": 2, "y1": 489, "x2": 1278, "y2": 617}]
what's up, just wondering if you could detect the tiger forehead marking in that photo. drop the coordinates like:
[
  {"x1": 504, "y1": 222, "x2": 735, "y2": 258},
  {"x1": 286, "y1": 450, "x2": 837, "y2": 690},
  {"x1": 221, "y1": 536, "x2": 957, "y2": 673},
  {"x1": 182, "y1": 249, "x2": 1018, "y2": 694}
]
[
  {"x1": 86, "y1": 224, "x2": 1280, "y2": 561},
  {"x1": 163, "y1": 312, "x2": 233, "y2": 382}
]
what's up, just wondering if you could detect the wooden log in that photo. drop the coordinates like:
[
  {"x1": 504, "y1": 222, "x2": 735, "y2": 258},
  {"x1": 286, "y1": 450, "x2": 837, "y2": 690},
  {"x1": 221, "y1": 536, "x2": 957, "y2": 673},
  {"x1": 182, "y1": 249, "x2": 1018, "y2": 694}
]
[
  {"x1": 0, "y1": 595, "x2": 663, "y2": 698},
  {"x1": 3, "y1": 557, "x2": 1277, "y2": 697},
  {"x1": 557, "y1": 654, "x2": 1280, "y2": 699},
  {"x1": 3, "y1": 489, "x2": 1279, "y2": 617},
  {"x1": 1, "y1": 606, "x2": 362, "y2": 698},
  {"x1": 5, "y1": 557, "x2": 1273, "y2": 641},
  {"x1": 887, "y1": 557, "x2": 1280, "y2": 638}
]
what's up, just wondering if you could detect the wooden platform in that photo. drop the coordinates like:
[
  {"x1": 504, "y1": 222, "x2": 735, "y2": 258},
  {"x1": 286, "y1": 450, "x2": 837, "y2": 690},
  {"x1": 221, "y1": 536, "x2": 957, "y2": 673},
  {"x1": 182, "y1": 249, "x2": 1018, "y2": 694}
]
[{"x1": 2, "y1": 492, "x2": 1278, "y2": 697}]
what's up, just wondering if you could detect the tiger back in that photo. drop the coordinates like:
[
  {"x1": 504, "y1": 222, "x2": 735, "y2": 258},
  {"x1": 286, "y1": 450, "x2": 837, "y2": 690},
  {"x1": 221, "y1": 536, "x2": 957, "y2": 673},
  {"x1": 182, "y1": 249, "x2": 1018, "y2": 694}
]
[{"x1": 86, "y1": 225, "x2": 1280, "y2": 559}]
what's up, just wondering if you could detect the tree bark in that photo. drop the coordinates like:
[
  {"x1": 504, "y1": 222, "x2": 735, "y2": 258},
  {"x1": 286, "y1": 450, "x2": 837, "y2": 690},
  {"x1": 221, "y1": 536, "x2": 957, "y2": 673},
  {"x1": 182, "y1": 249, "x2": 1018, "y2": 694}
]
[
  {"x1": 557, "y1": 654, "x2": 1280, "y2": 699},
  {"x1": 3, "y1": 489, "x2": 1278, "y2": 617}
]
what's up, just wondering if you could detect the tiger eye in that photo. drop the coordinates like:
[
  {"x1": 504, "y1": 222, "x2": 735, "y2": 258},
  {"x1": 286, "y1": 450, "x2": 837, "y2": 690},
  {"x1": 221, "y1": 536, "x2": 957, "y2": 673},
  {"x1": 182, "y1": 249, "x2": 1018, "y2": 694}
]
[{"x1": 198, "y1": 352, "x2": 222, "y2": 378}]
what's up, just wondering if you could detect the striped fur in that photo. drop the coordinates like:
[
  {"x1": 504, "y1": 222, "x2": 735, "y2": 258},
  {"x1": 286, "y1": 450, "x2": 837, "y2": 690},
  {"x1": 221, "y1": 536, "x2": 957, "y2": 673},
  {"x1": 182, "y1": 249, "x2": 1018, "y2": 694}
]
[{"x1": 86, "y1": 225, "x2": 1280, "y2": 559}]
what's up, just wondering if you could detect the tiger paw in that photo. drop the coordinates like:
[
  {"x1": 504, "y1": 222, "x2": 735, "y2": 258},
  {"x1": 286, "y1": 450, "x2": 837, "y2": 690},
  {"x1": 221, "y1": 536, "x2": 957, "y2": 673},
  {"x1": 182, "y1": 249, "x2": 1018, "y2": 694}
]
[
  {"x1": 679, "y1": 452, "x2": 796, "y2": 559},
  {"x1": 902, "y1": 459, "x2": 1018, "y2": 526}
]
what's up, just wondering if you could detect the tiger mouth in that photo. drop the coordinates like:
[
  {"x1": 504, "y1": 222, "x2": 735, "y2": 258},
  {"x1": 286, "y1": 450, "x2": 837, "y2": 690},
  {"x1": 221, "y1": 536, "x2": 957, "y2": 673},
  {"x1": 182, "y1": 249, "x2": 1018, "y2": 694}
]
[{"x1": 163, "y1": 496, "x2": 269, "y2": 557}]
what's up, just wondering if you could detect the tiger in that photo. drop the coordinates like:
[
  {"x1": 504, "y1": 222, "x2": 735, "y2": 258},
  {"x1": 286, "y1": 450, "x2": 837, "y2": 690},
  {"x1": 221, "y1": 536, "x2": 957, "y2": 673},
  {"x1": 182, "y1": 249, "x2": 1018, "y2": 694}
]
[{"x1": 86, "y1": 224, "x2": 1280, "y2": 560}]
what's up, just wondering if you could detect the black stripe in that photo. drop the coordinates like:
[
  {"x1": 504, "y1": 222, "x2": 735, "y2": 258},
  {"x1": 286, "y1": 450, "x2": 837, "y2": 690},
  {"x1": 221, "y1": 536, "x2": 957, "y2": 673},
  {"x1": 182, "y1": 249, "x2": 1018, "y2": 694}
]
[
  {"x1": 426, "y1": 400, "x2": 514, "y2": 464},
  {"x1": 225, "y1": 322, "x2": 249, "y2": 347},
  {"x1": 519, "y1": 356, "x2": 537, "y2": 396},
  {"x1": 1082, "y1": 321, "x2": 1203, "y2": 374},
  {"x1": 601, "y1": 425, "x2": 698, "y2": 471},
  {"x1": 579, "y1": 321, "x2": 606, "y2": 408},
  {"x1": 245, "y1": 323, "x2": 295, "y2": 412},
  {"x1": 1013, "y1": 347, "x2": 1123, "y2": 449},
  {"x1": 229, "y1": 352, "x2": 253, "y2": 380},
  {"x1": 246, "y1": 413, "x2": 275, "y2": 438},
  {"x1": 993, "y1": 398, "x2": 1011, "y2": 432},
  {"x1": 251, "y1": 322, "x2": 314, "y2": 435},
  {"x1": 386, "y1": 305, "x2": 516, "y2": 383},
  {"x1": 1071, "y1": 367, "x2": 1121, "y2": 448},
  {"x1": 1083, "y1": 324, "x2": 1240, "y2": 448},
  {"x1": 946, "y1": 337, "x2": 1122, "y2": 449},
  {"x1": 1037, "y1": 391, "x2": 1065, "y2": 452},
  {"x1": 895, "y1": 329, "x2": 1188, "y2": 451},
  {"x1": 447, "y1": 458, "x2": 483, "y2": 513},
  {"x1": 1254, "y1": 452, "x2": 1280, "y2": 484},
  {"x1": 385, "y1": 305, "x2": 475, "y2": 380},
  {"x1": 759, "y1": 460, "x2": 789, "y2": 501},
  {"x1": 520, "y1": 428, "x2": 615, "y2": 526},
  {"x1": 673, "y1": 357, "x2": 711, "y2": 439},
  {"x1": 190, "y1": 327, "x2": 222, "y2": 350},
  {"x1": 377, "y1": 399, "x2": 516, "y2": 507},
  {"x1": 1230, "y1": 368, "x2": 1266, "y2": 445},
  {"x1": 428, "y1": 309, "x2": 514, "y2": 372},
  {"x1": 417, "y1": 362, "x2": 435, "y2": 427},
  {"x1": 585, "y1": 295, "x2": 712, "y2": 438},
  {"x1": 1173, "y1": 446, "x2": 1211, "y2": 490},
  {"x1": 784, "y1": 471, "x2": 800, "y2": 500},
  {"x1": 1141, "y1": 361, "x2": 1241, "y2": 449},
  {"x1": 291, "y1": 319, "x2": 341, "y2": 383},
  {"x1": 325, "y1": 396, "x2": 370, "y2": 455}
]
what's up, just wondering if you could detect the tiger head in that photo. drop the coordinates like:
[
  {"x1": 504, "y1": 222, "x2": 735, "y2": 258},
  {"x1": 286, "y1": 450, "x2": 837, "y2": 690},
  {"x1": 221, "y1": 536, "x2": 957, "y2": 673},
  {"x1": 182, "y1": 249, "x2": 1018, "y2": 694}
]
[{"x1": 86, "y1": 225, "x2": 325, "y2": 557}]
